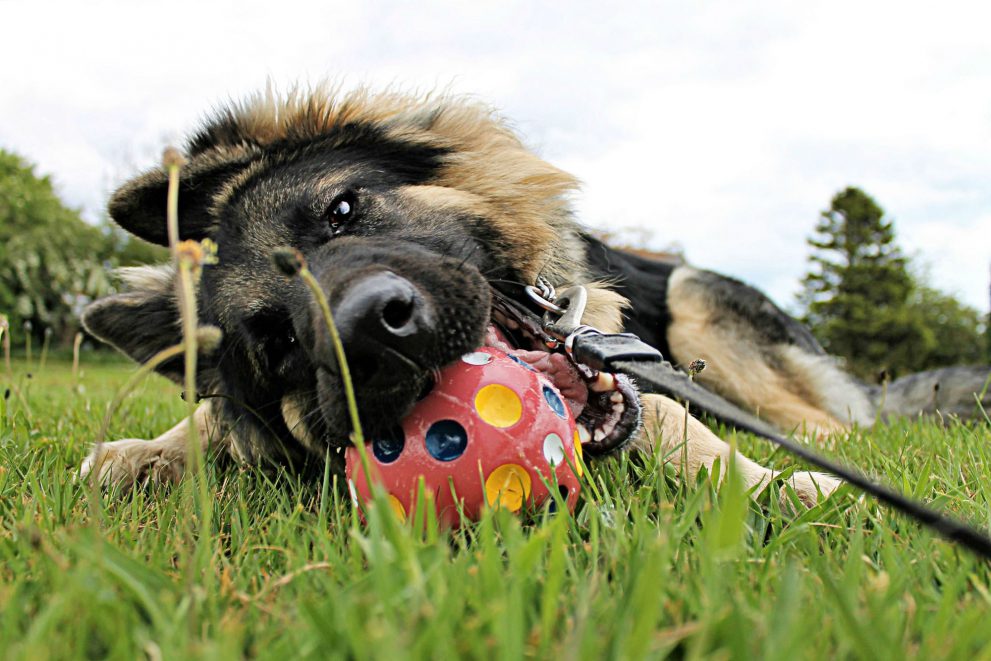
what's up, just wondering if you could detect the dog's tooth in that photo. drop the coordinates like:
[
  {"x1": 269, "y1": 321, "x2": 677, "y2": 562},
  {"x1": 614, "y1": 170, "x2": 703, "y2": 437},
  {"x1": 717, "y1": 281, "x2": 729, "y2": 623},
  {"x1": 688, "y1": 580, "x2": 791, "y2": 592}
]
[
  {"x1": 589, "y1": 372, "x2": 616, "y2": 392},
  {"x1": 610, "y1": 391, "x2": 623, "y2": 403},
  {"x1": 577, "y1": 424, "x2": 591, "y2": 443},
  {"x1": 593, "y1": 428, "x2": 606, "y2": 442},
  {"x1": 505, "y1": 319, "x2": 519, "y2": 330},
  {"x1": 601, "y1": 420, "x2": 617, "y2": 437},
  {"x1": 612, "y1": 403, "x2": 623, "y2": 414}
]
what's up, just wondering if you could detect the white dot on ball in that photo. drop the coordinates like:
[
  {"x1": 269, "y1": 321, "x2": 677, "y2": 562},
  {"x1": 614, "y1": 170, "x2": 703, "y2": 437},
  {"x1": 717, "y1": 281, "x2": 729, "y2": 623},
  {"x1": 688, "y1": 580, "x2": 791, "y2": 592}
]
[
  {"x1": 461, "y1": 351, "x2": 492, "y2": 365},
  {"x1": 543, "y1": 433, "x2": 566, "y2": 467}
]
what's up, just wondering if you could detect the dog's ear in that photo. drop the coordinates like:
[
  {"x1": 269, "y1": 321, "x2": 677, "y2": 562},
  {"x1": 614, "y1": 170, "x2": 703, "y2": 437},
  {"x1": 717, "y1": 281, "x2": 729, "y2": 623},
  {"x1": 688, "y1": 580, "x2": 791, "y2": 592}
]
[
  {"x1": 81, "y1": 267, "x2": 186, "y2": 383},
  {"x1": 109, "y1": 154, "x2": 248, "y2": 246}
]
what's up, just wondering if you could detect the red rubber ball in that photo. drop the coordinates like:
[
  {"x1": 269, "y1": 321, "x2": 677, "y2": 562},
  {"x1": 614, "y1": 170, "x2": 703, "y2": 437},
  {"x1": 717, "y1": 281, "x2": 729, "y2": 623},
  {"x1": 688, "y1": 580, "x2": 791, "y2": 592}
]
[{"x1": 346, "y1": 347, "x2": 583, "y2": 526}]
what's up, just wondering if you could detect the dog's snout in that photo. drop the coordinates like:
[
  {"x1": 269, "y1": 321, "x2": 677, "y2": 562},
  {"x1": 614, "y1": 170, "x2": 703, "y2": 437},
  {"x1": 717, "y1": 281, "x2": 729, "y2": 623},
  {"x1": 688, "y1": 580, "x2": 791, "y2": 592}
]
[{"x1": 333, "y1": 272, "x2": 434, "y2": 361}]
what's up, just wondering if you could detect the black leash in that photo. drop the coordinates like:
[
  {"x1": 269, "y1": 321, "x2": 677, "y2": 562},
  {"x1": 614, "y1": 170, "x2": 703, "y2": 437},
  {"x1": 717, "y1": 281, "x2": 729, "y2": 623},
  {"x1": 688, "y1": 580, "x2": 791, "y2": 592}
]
[{"x1": 529, "y1": 284, "x2": 991, "y2": 560}]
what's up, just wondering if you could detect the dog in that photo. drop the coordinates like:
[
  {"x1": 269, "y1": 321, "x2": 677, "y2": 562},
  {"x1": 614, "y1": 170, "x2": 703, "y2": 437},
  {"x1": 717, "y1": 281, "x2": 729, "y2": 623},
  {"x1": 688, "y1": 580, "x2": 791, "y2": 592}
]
[{"x1": 79, "y1": 86, "x2": 990, "y2": 507}]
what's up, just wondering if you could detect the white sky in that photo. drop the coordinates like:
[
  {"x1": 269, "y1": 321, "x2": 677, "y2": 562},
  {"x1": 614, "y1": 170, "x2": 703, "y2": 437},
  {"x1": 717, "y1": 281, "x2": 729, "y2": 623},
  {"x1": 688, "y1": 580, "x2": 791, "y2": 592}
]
[{"x1": 2, "y1": 0, "x2": 989, "y2": 312}]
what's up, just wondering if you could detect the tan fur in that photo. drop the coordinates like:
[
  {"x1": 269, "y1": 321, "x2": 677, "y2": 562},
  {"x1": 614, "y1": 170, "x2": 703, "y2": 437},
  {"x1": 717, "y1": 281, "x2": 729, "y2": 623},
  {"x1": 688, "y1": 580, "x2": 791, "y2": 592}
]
[
  {"x1": 636, "y1": 394, "x2": 841, "y2": 506},
  {"x1": 776, "y1": 345, "x2": 875, "y2": 424},
  {"x1": 117, "y1": 264, "x2": 175, "y2": 291},
  {"x1": 79, "y1": 402, "x2": 219, "y2": 489},
  {"x1": 400, "y1": 184, "x2": 488, "y2": 213},
  {"x1": 581, "y1": 283, "x2": 629, "y2": 334},
  {"x1": 666, "y1": 267, "x2": 848, "y2": 437},
  {"x1": 281, "y1": 394, "x2": 322, "y2": 452},
  {"x1": 199, "y1": 84, "x2": 585, "y2": 284},
  {"x1": 110, "y1": 85, "x2": 587, "y2": 285}
]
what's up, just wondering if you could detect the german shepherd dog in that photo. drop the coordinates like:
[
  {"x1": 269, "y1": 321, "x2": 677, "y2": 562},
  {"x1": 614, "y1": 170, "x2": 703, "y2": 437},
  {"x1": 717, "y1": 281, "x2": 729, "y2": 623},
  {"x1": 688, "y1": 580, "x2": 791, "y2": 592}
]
[{"x1": 80, "y1": 87, "x2": 991, "y2": 507}]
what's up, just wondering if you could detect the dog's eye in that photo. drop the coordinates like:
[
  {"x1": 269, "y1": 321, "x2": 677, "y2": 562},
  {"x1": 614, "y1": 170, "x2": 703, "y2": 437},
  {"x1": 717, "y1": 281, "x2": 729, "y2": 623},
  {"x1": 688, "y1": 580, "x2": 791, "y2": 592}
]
[{"x1": 326, "y1": 190, "x2": 357, "y2": 233}]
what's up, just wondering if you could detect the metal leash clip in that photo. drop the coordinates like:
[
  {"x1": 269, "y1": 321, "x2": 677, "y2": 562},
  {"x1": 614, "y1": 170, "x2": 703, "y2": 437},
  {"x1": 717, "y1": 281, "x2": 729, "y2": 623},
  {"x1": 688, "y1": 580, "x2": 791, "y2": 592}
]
[
  {"x1": 524, "y1": 279, "x2": 564, "y2": 314},
  {"x1": 526, "y1": 283, "x2": 590, "y2": 338},
  {"x1": 527, "y1": 283, "x2": 602, "y2": 375},
  {"x1": 543, "y1": 285, "x2": 588, "y2": 338}
]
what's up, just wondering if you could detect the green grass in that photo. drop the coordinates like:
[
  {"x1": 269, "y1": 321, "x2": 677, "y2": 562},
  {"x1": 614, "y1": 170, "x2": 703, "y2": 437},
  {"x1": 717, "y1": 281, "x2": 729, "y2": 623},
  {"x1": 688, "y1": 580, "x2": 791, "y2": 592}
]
[{"x1": 2, "y1": 357, "x2": 991, "y2": 659}]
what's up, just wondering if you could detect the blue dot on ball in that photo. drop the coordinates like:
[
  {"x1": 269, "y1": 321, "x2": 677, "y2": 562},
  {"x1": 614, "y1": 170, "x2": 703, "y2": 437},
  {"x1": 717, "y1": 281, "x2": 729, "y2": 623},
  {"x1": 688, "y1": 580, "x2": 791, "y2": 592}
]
[
  {"x1": 542, "y1": 384, "x2": 567, "y2": 418},
  {"x1": 373, "y1": 426, "x2": 405, "y2": 464},
  {"x1": 425, "y1": 419, "x2": 468, "y2": 462}
]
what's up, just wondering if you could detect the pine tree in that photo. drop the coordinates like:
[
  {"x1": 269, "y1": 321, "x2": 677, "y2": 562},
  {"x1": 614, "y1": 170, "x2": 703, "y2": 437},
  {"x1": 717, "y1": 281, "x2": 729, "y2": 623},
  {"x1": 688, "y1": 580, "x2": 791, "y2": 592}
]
[{"x1": 798, "y1": 187, "x2": 928, "y2": 381}]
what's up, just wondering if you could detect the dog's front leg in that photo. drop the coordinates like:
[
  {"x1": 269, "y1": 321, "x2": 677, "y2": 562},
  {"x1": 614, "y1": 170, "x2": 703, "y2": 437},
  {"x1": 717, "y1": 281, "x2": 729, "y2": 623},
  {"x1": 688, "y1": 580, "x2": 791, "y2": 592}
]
[
  {"x1": 635, "y1": 394, "x2": 841, "y2": 507},
  {"x1": 79, "y1": 402, "x2": 218, "y2": 489}
]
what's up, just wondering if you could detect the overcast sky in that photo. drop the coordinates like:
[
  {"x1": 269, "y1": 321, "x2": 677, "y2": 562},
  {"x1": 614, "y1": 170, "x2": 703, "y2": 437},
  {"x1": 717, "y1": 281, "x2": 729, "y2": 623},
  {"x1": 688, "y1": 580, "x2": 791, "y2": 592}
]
[{"x1": 2, "y1": 0, "x2": 989, "y2": 311}]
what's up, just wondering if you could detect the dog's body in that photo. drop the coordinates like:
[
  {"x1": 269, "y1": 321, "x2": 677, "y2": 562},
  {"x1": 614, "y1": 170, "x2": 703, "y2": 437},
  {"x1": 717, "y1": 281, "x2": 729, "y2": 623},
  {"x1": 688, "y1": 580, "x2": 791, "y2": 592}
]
[{"x1": 80, "y1": 87, "x2": 990, "y2": 506}]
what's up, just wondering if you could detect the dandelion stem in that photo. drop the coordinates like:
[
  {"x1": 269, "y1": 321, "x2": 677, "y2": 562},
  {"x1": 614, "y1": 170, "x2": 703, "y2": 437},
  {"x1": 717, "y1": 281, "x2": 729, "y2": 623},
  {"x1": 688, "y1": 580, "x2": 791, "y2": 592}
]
[
  {"x1": 72, "y1": 332, "x2": 83, "y2": 384},
  {"x1": 40, "y1": 328, "x2": 51, "y2": 372},
  {"x1": 0, "y1": 319, "x2": 9, "y2": 377},
  {"x1": 296, "y1": 266, "x2": 373, "y2": 479},
  {"x1": 164, "y1": 148, "x2": 214, "y2": 614}
]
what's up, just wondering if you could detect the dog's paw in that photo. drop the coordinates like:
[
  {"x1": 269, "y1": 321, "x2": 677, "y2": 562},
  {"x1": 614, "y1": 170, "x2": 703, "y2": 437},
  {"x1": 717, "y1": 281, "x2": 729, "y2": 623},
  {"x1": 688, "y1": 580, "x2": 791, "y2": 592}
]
[
  {"x1": 78, "y1": 439, "x2": 186, "y2": 490},
  {"x1": 782, "y1": 470, "x2": 843, "y2": 508}
]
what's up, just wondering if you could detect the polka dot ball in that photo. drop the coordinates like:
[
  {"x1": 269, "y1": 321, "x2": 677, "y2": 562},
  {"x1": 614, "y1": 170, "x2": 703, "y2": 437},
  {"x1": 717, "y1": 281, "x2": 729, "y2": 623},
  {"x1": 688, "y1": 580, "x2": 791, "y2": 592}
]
[{"x1": 346, "y1": 346, "x2": 582, "y2": 526}]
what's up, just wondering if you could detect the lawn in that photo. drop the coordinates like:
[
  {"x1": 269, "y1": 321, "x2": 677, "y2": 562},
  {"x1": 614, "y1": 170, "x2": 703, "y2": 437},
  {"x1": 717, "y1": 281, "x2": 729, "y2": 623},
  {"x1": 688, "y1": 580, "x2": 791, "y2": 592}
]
[{"x1": 1, "y1": 356, "x2": 990, "y2": 659}]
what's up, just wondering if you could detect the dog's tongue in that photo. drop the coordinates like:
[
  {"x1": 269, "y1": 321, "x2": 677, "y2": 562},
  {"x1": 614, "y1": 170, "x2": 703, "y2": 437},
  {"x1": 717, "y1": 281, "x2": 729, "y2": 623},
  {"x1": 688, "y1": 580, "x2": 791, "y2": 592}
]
[
  {"x1": 482, "y1": 325, "x2": 588, "y2": 417},
  {"x1": 511, "y1": 350, "x2": 588, "y2": 416}
]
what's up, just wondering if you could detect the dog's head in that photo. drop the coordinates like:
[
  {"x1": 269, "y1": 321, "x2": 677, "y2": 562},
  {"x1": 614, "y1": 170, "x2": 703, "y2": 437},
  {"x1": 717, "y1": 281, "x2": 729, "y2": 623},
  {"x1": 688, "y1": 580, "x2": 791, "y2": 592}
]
[{"x1": 83, "y1": 87, "x2": 639, "y2": 467}]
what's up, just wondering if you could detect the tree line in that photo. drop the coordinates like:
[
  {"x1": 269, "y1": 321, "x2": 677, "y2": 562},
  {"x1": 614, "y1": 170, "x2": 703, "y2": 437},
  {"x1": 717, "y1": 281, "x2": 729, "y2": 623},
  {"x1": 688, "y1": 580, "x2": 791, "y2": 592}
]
[
  {"x1": 0, "y1": 148, "x2": 987, "y2": 377},
  {"x1": 0, "y1": 149, "x2": 166, "y2": 347}
]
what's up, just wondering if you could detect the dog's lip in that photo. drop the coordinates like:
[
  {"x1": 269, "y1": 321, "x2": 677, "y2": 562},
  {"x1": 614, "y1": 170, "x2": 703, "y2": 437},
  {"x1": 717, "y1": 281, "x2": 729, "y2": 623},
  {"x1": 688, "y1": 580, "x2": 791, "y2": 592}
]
[
  {"x1": 577, "y1": 374, "x2": 641, "y2": 454},
  {"x1": 487, "y1": 291, "x2": 641, "y2": 454}
]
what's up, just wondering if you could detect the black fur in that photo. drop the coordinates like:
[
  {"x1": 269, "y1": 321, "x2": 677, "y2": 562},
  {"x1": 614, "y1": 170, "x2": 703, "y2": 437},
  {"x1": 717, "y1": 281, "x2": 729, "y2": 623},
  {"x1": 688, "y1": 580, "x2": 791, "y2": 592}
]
[
  {"x1": 583, "y1": 233, "x2": 826, "y2": 364},
  {"x1": 581, "y1": 233, "x2": 677, "y2": 361}
]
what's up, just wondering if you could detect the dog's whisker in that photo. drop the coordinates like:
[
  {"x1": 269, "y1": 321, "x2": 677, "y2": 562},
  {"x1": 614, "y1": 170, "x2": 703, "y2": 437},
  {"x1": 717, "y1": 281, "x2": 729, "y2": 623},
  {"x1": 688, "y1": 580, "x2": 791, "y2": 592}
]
[{"x1": 455, "y1": 240, "x2": 480, "y2": 272}]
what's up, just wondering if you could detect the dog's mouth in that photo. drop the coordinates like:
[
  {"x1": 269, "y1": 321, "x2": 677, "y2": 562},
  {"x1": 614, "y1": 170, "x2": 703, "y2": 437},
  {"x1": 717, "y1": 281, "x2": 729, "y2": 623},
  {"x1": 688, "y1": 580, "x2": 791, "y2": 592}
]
[{"x1": 486, "y1": 293, "x2": 641, "y2": 455}]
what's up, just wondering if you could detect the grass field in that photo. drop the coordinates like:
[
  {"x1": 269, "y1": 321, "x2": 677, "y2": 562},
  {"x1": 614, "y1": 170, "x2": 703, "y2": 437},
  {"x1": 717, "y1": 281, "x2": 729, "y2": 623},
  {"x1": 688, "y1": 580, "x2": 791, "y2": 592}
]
[{"x1": 2, "y1": 356, "x2": 991, "y2": 659}]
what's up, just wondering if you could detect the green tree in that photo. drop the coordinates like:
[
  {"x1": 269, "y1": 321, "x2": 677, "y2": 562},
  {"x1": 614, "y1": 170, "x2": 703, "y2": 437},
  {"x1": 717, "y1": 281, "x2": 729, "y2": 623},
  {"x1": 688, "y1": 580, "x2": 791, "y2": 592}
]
[
  {"x1": 905, "y1": 279, "x2": 985, "y2": 370},
  {"x1": 799, "y1": 187, "x2": 987, "y2": 380},
  {"x1": 0, "y1": 149, "x2": 166, "y2": 346},
  {"x1": 987, "y1": 312, "x2": 991, "y2": 363},
  {"x1": 798, "y1": 187, "x2": 928, "y2": 381}
]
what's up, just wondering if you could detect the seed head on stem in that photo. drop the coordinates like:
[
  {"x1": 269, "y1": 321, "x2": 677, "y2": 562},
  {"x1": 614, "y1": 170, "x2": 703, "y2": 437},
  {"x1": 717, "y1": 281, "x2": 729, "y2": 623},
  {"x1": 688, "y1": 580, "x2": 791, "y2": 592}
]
[
  {"x1": 272, "y1": 247, "x2": 306, "y2": 277},
  {"x1": 162, "y1": 146, "x2": 187, "y2": 170}
]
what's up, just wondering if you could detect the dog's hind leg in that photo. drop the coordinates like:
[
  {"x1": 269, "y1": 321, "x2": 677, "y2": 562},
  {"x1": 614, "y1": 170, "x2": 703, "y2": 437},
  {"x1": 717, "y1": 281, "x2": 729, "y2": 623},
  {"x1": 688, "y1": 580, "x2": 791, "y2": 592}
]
[
  {"x1": 79, "y1": 402, "x2": 220, "y2": 489},
  {"x1": 635, "y1": 394, "x2": 842, "y2": 507},
  {"x1": 664, "y1": 267, "x2": 875, "y2": 437}
]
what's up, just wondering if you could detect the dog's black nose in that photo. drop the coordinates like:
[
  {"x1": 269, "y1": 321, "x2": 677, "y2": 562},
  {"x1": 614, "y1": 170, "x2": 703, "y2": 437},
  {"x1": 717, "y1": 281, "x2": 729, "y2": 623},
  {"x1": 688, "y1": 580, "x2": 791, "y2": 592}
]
[{"x1": 330, "y1": 272, "x2": 434, "y2": 377}]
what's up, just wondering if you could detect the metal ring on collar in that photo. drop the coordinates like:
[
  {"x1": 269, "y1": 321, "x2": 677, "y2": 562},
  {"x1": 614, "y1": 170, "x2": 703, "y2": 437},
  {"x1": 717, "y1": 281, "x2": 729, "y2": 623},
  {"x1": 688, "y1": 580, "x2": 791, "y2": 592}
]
[{"x1": 524, "y1": 285, "x2": 564, "y2": 313}]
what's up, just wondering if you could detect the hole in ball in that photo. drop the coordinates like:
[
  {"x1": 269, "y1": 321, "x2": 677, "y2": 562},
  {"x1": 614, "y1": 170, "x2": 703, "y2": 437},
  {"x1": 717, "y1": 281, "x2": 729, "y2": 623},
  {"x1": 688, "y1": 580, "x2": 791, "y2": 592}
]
[
  {"x1": 373, "y1": 426, "x2": 406, "y2": 464},
  {"x1": 425, "y1": 419, "x2": 468, "y2": 462}
]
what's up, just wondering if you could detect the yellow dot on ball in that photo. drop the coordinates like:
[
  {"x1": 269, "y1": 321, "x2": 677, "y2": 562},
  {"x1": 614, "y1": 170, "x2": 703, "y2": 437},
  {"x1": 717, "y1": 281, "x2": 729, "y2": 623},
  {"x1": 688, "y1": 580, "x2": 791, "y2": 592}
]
[
  {"x1": 485, "y1": 464, "x2": 532, "y2": 512},
  {"x1": 573, "y1": 430, "x2": 584, "y2": 476},
  {"x1": 474, "y1": 384, "x2": 522, "y2": 428},
  {"x1": 387, "y1": 494, "x2": 407, "y2": 522}
]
